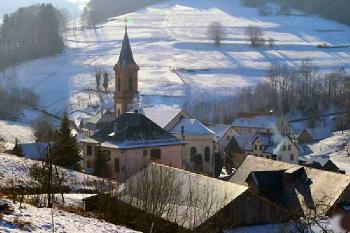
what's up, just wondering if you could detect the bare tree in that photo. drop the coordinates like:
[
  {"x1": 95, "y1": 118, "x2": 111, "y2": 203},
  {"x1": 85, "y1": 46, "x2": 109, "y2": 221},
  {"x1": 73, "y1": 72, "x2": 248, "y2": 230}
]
[
  {"x1": 245, "y1": 25, "x2": 265, "y2": 47},
  {"x1": 122, "y1": 164, "x2": 230, "y2": 231},
  {"x1": 208, "y1": 22, "x2": 225, "y2": 47}
]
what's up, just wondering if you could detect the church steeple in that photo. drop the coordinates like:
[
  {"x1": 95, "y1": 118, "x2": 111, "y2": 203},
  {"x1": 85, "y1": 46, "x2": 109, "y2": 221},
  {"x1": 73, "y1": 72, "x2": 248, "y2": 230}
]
[
  {"x1": 114, "y1": 23, "x2": 139, "y2": 118},
  {"x1": 118, "y1": 24, "x2": 136, "y2": 70}
]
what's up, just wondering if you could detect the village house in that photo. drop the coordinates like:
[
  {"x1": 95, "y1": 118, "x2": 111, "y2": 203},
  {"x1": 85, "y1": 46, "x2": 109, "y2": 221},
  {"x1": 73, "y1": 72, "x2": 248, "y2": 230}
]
[
  {"x1": 207, "y1": 124, "x2": 237, "y2": 153},
  {"x1": 84, "y1": 163, "x2": 289, "y2": 233},
  {"x1": 232, "y1": 112, "x2": 292, "y2": 136},
  {"x1": 230, "y1": 155, "x2": 350, "y2": 216},
  {"x1": 224, "y1": 132, "x2": 299, "y2": 170},
  {"x1": 80, "y1": 112, "x2": 186, "y2": 182},
  {"x1": 170, "y1": 118, "x2": 217, "y2": 176}
]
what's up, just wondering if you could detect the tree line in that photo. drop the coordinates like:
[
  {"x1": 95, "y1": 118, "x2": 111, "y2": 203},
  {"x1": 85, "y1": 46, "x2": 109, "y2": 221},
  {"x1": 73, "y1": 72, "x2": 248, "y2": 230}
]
[
  {"x1": 81, "y1": 0, "x2": 165, "y2": 27},
  {"x1": 241, "y1": 0, "x2": 350, "y2": 26},
  {"x1": 234, "y1": 62, "x2": 350, "y2": 127},
  {"x1": 0, "y1": 4, "x2": 65, "y2": 70}
]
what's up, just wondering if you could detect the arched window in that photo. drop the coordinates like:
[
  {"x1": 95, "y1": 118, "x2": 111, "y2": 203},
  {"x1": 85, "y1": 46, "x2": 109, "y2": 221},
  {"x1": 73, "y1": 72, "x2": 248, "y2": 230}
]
[
  {"x1": 190, "y1": 147, "x2": 197, "y2": 156},
  {"x1": 190, "y1": 147, "x2": 197, "y2": 162},
  {"x1": 204, "y1": 147, "x2": 210, "y2": 162},
  {"x1": 128, "y1": 78, "x2": 133, "y2": 91}
]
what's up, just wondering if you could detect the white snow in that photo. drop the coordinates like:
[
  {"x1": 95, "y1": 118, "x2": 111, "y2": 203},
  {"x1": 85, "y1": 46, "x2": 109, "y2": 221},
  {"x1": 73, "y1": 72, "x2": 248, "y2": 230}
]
[
  {"x1": 4, "y1": 0, "x2": 350, "y2": 121},
  {"x1": 303, "y1": 130, "x2": 350, "y2": 174},
  {"x1": 0, "y1": 153, "x2": 109, "y2": 191},
  {"x1": 0, "y1": 199, "x2": 138, "y2": 233},
  {"x1": 171, "y1": 118, "x2": 215, "y2": 135},
  {"x1": 0, "y1": 120, "x2": 36, "y2": 151}
]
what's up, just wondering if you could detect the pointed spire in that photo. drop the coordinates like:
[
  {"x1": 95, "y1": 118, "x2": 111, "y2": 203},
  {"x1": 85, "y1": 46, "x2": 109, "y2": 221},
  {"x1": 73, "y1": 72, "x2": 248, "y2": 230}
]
[{"x1": 118, "y1": 18, "x2": 136, "y2": 70}]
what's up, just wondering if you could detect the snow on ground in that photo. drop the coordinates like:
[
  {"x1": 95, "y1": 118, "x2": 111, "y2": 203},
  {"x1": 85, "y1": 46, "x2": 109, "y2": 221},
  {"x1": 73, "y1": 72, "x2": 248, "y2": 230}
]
[
  {"x1": 4, "y1": 0, "x2": 350, "y2": 122},
  {"x1": 0, "y1": 153, "x2": 109, "y2": 192},
  {"x1": 303, "y1": 130, "x2": 350, "y2": 174},
  {"x1": 0, "y1": 120, "x2": 36, "y2": 150},
  {"x1": 0, "y1": 199, "x2": 138, "y2": 233}
]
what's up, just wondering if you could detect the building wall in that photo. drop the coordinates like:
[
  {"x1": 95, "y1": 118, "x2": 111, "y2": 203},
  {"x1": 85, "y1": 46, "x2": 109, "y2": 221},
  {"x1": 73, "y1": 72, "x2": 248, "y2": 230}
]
[
  {"x1": 218, "y1": 127, "x2": 238, "y2": 151},
  {"x1": 82, "y1": 142, "x2": 184, "y2": 182},
  {"x1": 174, "y1": 134, "x2": 215, "y2": 176},
  {"x1": 250, "y1": 138, "x2": 299, "y2": 164},
  {"x1": 233, "y1": 116, "x2": 292, "y2": 136}
]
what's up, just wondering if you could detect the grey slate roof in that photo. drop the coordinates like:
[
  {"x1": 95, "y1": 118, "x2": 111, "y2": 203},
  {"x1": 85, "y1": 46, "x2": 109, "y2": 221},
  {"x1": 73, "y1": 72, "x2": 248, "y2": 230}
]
[
  {"x1": 118, "y1": 27, "x2": 136, "y2": 70},
  {"x1": 91, "y1": 113, "x2": 185, "y2": 149}
]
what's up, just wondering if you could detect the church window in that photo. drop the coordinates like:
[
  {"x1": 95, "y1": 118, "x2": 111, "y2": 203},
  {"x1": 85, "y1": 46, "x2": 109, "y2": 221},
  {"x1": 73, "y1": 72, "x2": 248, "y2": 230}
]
[
  {"x1": 204, "y1": 147, "x2": 210, "y2": 162},
  {"x1": 117, "y1": 79, "x2": 121, "y2": 92},
  {"x1": 128, "y1": 78, "x2": 133, "y2": 91}
]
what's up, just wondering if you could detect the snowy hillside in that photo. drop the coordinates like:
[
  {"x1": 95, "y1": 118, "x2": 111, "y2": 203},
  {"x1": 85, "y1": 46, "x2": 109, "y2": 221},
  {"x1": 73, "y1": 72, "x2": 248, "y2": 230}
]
[
  {"x1": 3, "y1": 0, "x2": 350, "y2": 121},
  {"x1": 0, "y1": 199, "x2": 138, "y2": 233},
  {"x1": 0, "y1": 153, "x2": 109, "y2": 192}
]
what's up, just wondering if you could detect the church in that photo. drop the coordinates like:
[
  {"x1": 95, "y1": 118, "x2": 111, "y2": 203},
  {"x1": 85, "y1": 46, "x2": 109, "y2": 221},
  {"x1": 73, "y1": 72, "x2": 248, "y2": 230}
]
[
  {"x1": 113, "y1": 25, "x2": 139, "y2": 117},
  {"x1": 80, "y1": 25, "x2": 219, "y2": 180}
]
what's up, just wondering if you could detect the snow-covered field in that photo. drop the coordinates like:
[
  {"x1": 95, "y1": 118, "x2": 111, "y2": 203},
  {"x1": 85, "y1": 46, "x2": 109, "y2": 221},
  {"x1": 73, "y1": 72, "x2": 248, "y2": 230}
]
[
  {"x1": 303, "y1": 130, "x2": 350, "y2": 174},
  {"x1": 0, "y1": 120, "x2": 35, "y2": 144},
  {"x1": 0, "y1": 153, "x2": 110, "y2": 192},
  {"x1": 0, "y1": 199, "x2": 138, "y2": 233},
  {"x1": 4, "y1": 0, "x2": 350, "y2": 122}
]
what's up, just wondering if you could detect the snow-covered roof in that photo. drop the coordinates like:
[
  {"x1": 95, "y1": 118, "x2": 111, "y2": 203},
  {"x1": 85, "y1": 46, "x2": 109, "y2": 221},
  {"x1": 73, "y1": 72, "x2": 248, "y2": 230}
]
[
  {"x1": 234, "y1": 133, "x2": 255, "y2": 151},
  {"x1": 171, "y1": 118, "x2": 215, "y2": 136},
  {"x1": 121, "y1": 163, "x2": 248, "y2": 230},
  {"x1": 140, "y1": 105, "x2": 184, "y2": 129},
  {"x1": 207, "y1": 124, "x2": 231, "y2": 142},
  {"x1": 20, "y1": 143, "x2": 48, "y2": 160},
  {"x1": 232, "y1": 113, "x2": 280, "y2": 129},
  {"x1": 230, "y1": 155, "x2": 350, "y2": 215}
]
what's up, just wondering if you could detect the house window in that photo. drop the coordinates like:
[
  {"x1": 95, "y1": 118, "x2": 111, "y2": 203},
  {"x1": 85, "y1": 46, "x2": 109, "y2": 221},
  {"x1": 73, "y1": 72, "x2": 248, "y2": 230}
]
[
  {"x1": 115, "y1": 158, "x2": 120, "y2": 172},
  {"x1": 254, "y1": 145, "x2": 258, "y2": 150},
  {"x1": 143, "y1": 149, "x2": 148, "y2": 157},
  {"x1": 288, "y1": 145, "x2": 291, "y2": 151},
  {"x1": 267, "y1": 129, "x2": 270, "y2": 133},
  {"x1": 150, "y1": 149, "x2": 161, "y2": 160},
  {"x1": 272, "y1": 155, "x2": 277, "y2": 160},
  {"x1": 128, "y1": 78, "x2": 133, "y2": 91},
  {"x1": 260, "y1": 145, "x2": 264, "y2": 151},
  {"x1": 86, "y1": 160, "x2": 92, "y2": 168},
  {"x1": 204, "y1": 147, "x2": 210, "y2": 162},
  {"x1": 283, "y1": 145, "x2": 286, "y2": 151},
  {"x1": 290, "y1": 154, "x2": 294, "y2": 161},
  {"x1": 87, "y1": 145, "x2": 93, "y2": 156},
  {"x1": 226, "y1": 136, "x2": 230, "y2": 141}
]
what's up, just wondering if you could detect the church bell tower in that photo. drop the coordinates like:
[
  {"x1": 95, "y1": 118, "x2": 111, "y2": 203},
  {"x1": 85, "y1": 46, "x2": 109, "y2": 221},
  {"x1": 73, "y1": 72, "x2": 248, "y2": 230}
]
[{"x1": 114, "y1": 24, "x2": 139, "y2": 118}]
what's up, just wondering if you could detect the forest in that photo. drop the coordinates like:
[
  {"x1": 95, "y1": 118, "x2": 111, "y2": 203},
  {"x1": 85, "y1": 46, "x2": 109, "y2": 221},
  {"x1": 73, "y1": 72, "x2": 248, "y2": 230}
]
[
  {"x1": 242, "y1": 0, "x2": 350, "y2": 26},
  {"x1": 0, "y1": 4, "x2": 64, "y2": 70},
  {"x1": 82, "y1": 0, "x2": 165, "y2": 27}
]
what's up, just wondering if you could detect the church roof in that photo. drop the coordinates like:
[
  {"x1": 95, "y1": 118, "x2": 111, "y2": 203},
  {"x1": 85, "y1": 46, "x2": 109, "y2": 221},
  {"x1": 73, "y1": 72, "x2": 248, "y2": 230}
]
[
  {"x1": 90, "y1": 112, "x2": 185, "y2": 149},
  {"x1": 118, "y1": 27, "x2": 136, "y2": 70}
]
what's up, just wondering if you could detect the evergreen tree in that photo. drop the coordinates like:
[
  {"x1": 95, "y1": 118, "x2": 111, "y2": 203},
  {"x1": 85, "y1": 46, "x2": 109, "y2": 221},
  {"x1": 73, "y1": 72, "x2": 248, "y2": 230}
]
[
  {"x1": 12, "y1": 138, "x2": 24, "y2": 157},
  {"x1": 93, "y1": 145, "x2": 111, "y2": 178},
  {"x1": 52, "y1": 112, "x2": 81, "y2": 170},
  {"x1": 103, "y1": 72, "x2": 109, "y2": 91}
]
